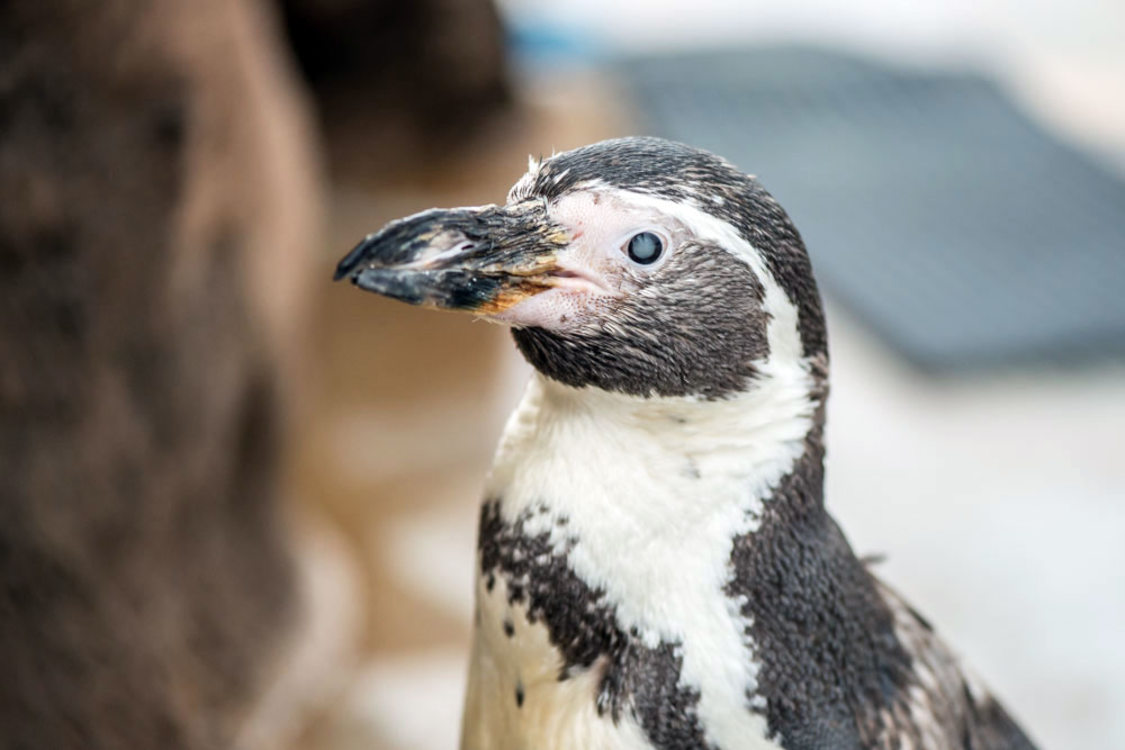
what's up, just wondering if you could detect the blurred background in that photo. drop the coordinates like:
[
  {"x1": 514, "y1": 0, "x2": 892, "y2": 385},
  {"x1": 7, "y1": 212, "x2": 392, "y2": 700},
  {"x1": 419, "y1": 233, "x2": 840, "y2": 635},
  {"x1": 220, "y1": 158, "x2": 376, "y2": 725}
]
[{"x1": 2, "y1": 1, "x2": 1123, "y2": 749}]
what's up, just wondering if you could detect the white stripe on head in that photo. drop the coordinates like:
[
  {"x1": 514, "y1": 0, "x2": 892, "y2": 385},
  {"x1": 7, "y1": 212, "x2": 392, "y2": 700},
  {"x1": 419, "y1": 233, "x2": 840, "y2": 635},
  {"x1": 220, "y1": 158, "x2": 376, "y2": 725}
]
[{"x1": 578, "y1": 181, "x2": 805, "y2": 367}]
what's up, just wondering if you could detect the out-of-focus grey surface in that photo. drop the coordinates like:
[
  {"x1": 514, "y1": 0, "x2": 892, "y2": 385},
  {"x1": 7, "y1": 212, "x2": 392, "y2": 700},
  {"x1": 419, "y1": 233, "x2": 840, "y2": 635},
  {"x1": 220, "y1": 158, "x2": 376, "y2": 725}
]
[{"x1": 616, "y1": 46, "x2": 1125, "y2": 370}]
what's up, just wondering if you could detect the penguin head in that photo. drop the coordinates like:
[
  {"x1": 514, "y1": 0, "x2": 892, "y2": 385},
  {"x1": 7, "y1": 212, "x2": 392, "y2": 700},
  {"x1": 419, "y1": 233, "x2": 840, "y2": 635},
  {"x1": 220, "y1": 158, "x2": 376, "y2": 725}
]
[{"x1": 336, "y1": 137, "x2": 826, "y2": 399}]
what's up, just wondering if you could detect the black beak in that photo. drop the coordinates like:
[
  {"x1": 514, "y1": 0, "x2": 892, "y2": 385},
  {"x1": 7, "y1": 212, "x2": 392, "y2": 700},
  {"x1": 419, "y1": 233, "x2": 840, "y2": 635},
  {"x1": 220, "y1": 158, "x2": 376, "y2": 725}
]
[{"x1": 334, "y1": 202, "x2": 570, "y2": 315}]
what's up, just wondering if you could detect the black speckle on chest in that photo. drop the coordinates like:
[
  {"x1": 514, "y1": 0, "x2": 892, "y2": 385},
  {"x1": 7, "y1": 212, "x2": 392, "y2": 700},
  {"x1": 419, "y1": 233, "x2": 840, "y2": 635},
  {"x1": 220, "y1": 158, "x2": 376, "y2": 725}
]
[{"x1": 477, "y1": 500, "x2": 710, "y2": 750}]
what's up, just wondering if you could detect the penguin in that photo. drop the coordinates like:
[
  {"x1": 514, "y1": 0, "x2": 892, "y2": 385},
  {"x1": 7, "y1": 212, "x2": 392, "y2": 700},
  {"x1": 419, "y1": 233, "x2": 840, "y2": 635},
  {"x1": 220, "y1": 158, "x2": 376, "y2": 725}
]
[{"x1": 334, "y1": 137, "x2": 1039, "y2": 750}]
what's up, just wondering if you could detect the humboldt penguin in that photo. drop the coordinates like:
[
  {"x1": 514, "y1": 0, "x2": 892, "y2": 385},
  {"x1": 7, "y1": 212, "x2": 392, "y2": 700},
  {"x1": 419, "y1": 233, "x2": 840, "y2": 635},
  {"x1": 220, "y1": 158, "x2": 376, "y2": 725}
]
[{"x1": 335, "y1": 137, "x2": 1038, "y2": 750}]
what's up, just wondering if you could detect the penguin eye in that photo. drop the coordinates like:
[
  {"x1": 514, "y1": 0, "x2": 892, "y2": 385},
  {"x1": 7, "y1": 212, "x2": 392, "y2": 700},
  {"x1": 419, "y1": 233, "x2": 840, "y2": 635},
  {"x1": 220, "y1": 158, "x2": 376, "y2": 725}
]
[{"x1": 626, "y1": 232, "x2": 663, "y2": 265}]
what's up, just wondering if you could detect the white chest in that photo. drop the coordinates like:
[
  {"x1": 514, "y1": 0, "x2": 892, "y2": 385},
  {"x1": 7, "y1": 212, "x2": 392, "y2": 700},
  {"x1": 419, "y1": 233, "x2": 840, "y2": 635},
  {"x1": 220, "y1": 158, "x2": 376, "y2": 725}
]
[{"x1": 460, "y1": 373, "x2": 815, "y2": 750}]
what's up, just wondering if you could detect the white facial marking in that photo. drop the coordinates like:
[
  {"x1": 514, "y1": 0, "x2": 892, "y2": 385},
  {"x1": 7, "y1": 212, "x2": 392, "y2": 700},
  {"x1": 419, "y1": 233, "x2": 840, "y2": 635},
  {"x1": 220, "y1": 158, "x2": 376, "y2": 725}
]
[
  {"x1": 585, "y1": 183, "x2": 804, "y2": 364},
  {"x1": 494, "y1": 190, "x2": 674, "y2": 331},
  {"x1": 495, "y1": 183, "x2": 803, "y2": 373}
]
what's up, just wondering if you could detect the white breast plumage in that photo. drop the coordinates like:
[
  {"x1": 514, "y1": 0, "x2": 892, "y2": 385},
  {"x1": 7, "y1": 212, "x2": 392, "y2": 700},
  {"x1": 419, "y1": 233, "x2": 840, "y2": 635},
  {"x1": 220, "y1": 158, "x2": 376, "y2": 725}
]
[{"x1": 461, "y1": 358, "x2": 818, "y2": 750}]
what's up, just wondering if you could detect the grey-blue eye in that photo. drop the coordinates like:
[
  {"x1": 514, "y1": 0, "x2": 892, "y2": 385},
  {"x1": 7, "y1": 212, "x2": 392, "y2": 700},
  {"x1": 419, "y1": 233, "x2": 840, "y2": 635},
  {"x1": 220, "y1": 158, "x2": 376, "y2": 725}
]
[{"x1": 627, "y1": 232, "x2": 663, "y2": 264}]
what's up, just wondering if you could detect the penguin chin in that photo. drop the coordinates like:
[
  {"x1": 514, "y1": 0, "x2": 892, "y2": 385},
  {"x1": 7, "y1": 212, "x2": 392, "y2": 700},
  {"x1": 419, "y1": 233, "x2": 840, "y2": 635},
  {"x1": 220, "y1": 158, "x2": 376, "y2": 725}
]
[{"x1": 491, "y1": 284, "x2": 615, "y2": 332}]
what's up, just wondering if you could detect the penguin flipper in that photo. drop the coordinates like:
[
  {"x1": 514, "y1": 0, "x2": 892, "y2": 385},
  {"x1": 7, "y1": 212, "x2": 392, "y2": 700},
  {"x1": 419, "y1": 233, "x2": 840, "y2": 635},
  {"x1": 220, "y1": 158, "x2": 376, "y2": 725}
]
[{"x1": 877, "y1": 582, "x2": 1040, "y2": 750}]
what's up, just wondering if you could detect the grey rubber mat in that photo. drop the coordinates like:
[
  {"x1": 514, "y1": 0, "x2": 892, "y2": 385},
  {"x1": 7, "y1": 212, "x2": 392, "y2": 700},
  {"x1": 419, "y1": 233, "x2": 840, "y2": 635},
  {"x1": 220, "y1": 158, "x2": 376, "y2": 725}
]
[{"x1": 614, "y1": 47, "x2": 1125, "y2": 371}]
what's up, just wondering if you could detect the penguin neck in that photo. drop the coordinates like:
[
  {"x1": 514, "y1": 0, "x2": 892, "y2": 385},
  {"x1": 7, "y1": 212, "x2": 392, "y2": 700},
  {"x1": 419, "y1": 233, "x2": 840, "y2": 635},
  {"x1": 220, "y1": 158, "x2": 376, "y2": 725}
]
[{"x1": 488, "y1": 356, "x2": 828, "y2": 535}]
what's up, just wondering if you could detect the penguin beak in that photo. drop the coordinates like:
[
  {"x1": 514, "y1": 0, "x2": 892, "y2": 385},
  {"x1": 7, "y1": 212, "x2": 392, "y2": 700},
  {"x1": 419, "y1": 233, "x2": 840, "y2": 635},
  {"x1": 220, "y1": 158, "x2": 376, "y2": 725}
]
[{"x1": 333, "y1": 201, "x2": 572, "y2": 318}]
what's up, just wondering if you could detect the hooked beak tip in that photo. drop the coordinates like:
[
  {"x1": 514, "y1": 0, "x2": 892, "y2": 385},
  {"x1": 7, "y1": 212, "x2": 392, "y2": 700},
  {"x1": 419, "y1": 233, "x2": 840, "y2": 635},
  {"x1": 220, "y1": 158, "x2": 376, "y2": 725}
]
[
  {"x1": 351, "y1": 267, "x2": 429, "y2": 305},
  {"x1": 333, "y1": 235, "x2": 375, "y2": 282}
]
